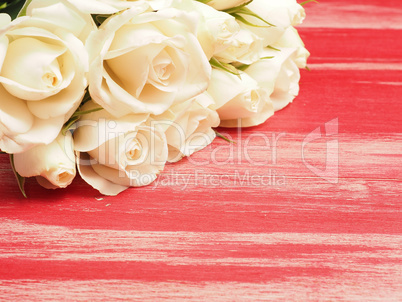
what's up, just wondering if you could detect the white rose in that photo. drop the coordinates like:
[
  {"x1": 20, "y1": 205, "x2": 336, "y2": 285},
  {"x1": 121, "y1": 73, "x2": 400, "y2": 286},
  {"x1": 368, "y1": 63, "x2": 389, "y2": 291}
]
[
  {"x1": 0, "y1": 15, "x2": 88, "y2": 153},
  {"x1": 207, "y1": 68, "x2": 274, "y2": 128},
  {"x1": 67, "y1": 0, "x2": 216, "y2": 62},
  {"x1": 277, "y1": 0, "x2": 306, "y2": 26},
  {"x1": 273, "y1": 26, "x2": 310, "y2": 69},
  {"x1": 13, "y1": 131, "x2": 76, "y2": 189},
  {"x1": 192, "y1": 1, "x2": 240, "y2": 58},
  {"x1": 151, "y1": 92, "x2": 219, "y2": 162},
  {"x1": 245, "y1": 48, "x2": 300, "y2": 111},
  {"x1": 25, "y1": 0, "x2": 97, "y2": 42},
  {"x1": 86, "y1": 5, "x2": 211, "y2": 117},
  {"x1": 214, "y1": 28, "x2": 263, "y2": 65},
  {"x1": 74, "y1": 101, "x2": 168, "y2": 196},
  {"x1": 240, "y1": 0, "x2": 306, "y2": 47},
  {"x1": 207, "y1": 0, "x2": 249, "y2": 11}
]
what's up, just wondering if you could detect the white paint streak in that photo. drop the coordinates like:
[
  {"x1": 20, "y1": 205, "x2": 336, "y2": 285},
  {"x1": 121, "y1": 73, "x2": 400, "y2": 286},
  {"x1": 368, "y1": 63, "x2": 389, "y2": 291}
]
[
  {"x1": 0, "y1": 279, "x2": 401, "y2": 301},
  {"x1": 0, "y1": 220, "x2": 401, "y2": 271},
  {"x1": 355, "y1": 81, "x2": 402, "y2": 86},
  {"x1": 300, "y1": 3, "x2": 402, "y2": 29},
  {"x1": 308, "y1": 63, "x2": 402, "y2": 71}
]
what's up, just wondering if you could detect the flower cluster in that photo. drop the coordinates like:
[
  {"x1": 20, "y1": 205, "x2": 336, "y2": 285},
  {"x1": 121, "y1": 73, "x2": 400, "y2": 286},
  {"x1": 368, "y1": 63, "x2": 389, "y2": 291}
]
[{"x1": 0, "y1": 0, "x2": 309, "y2": 196}]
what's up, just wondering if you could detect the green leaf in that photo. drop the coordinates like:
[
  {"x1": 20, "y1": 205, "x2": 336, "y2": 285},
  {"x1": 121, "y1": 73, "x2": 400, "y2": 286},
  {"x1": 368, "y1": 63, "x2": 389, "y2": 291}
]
[
  {"x1": 210, "y1": 57, "x2": 240, "y2": 77},
  {"x1": 10, "y1": 154, "x2": 27, "y2": 198},
  {"x1": 62, "y1": 88, "x2": 103, "y2": 135},
  {"x1": 17, "y1": 0, "x2": 32, "y2": 17},
  {"x1": 80, "y1": 89, "x2": 92, "y2": 105},
  {"x1": 91, "y1": 14, "x2": 112, "y2": 27},
  {"x1": 236, "y1": 64, "x2": 249, "y2": 72},
  {"x1": 62, "y1": 107, "x2": 103, "y2": 135},
  {"x1": 214, "y1": 130, "x2": 236, "y2": 144},
  {"x1": 237, "y1": 56, "x2": 274, "y2": 71},
  {"x1": 0, "y1": 0, "x2": 28, "y2": 19},
  {"x1": 300, "y1": 0, "x2": 319, "y2": 6},
  {"x1": 231, "y1": 14, "x2": 262, "y2": 28},
  {"x1": 72, "y1": 107, "x2": 104, "y2": 119},
  {"x1": 227, "y1": 6, "x2": 275, "y2": 28},
  {"x1": 194, "y1": 0, "x2": 213, "y2": 4},
  {"x1": 267, "y1": 45, "x2": 281, "y2": 51}
]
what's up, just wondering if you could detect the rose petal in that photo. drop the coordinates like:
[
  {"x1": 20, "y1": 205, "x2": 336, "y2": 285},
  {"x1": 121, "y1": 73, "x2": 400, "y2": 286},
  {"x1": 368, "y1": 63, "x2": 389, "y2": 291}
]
[
  {"x1": 28, "y1": 1, "x2": 87, "y2": 40},
  {"x1": 77, "y1": 152, "x2": 128, "y2": 196},
  {"x1": 0, "y1": 14, "x2": 11, "y2": 28},
  {"x1": 0, "y1": 84, "x2": 34, "y2": 135},
  {"x1": 207, "y1": 68, "x2": 248, "y2": 109},
  {"x1": 27, "y1": 69, "x2": 85, "y2": 120},
  {"x1": 0, "y1": 35, "x2": 9, "y2": 72},
  {"x1": 2, "y1": 114, "x2": 66, "y2": 153}
]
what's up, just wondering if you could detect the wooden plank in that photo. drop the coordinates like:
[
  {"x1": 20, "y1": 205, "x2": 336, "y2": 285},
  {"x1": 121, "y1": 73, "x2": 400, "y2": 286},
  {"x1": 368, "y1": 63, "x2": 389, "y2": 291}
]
[{"x1": 0, "y1": 0, "x2": 401, "y2": 300}]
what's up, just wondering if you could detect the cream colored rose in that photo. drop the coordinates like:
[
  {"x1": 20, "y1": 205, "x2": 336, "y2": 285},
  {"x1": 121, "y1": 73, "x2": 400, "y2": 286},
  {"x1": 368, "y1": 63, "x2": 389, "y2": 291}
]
[
  {"x1": 192, "y1": 1, "x2": 240, "y2": 58},
  {"x1": 0, "y1": 15, "x2": 88, "y2": 154},
  {"x1": 151, "y1": 92, "x2": 220, "y2": 162},
  {"x1": 207, "y1": 0, "x2": 250, "y2": 11},
  {"x1": 207, "y1": 69, "x2": 274, "y2": 128},
  {"x1": 240, "y1": 0, "x2": 306, "y2": 47},
  {"x1": 74, "y1": 101, "x2": 168, "y2": 196},
  {"x1": 245, "y1": 48, "x2": 300, "y2": 111},
  {"x1": 26, "y1": 0, "x2": 97, "y2": 42},
  {"x1": 214, "y1": 28, "x2": 263, "y2": 65},
  {"x1": 13, "y1": 131, "x2": 76, "y2": 189},
  {"x1": 272, "y1": 26, "x2": 310, "y2": 69},
  {"x1": 86, "y1": 5, "x2": 211, "y2": 117}
]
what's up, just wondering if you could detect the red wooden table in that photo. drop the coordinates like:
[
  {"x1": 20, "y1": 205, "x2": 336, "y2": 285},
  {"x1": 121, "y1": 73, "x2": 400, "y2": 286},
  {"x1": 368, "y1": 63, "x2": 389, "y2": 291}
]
[{"x1": 1, "y1": 0, "x2": 401, "y2": 300}]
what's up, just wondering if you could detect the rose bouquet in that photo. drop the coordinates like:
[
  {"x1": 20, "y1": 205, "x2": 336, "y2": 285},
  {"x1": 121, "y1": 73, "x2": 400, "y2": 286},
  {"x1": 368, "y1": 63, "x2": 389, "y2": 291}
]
[{"x1": 0, "y1": 0, "x2": 310, "y2": 196}]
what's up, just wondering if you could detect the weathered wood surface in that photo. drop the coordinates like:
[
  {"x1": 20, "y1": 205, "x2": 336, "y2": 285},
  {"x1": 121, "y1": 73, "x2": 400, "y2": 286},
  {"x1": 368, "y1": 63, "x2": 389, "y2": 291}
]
[{"x1": 0, "y1": 0, "x2": 401, "y2": 300}]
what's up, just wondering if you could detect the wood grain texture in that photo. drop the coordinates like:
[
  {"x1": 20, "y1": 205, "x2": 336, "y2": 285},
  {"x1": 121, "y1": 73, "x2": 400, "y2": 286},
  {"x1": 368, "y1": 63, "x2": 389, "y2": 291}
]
[{"x1": 0, "y1": 0, "x2": 401, "y2": 300}]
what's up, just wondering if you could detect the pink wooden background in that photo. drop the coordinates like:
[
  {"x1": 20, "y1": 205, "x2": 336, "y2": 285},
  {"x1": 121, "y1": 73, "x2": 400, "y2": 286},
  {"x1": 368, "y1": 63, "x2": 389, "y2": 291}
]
[{"x1": 0, "y1": 0, "x2": 401, "y2": 300}]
